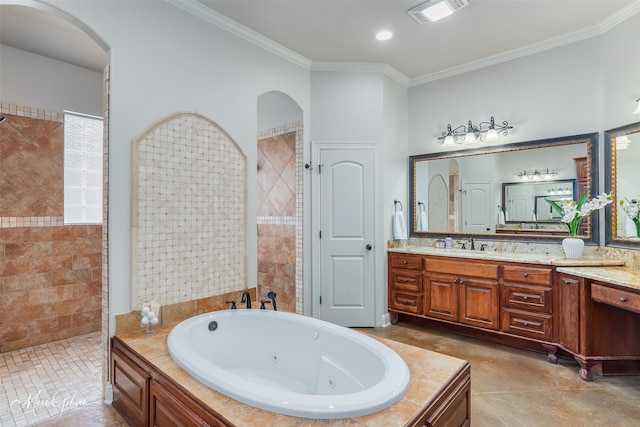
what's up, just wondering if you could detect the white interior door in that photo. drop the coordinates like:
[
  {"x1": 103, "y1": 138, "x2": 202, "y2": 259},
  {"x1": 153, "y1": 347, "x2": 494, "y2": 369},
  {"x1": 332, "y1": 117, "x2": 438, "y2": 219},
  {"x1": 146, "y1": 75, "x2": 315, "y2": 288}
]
[
  {"x1": 462, "y1": 181, "x2": 493, "y2": 233},
  {"x1": 317, "y1": 147, "x2": 375, "y2": 327}
]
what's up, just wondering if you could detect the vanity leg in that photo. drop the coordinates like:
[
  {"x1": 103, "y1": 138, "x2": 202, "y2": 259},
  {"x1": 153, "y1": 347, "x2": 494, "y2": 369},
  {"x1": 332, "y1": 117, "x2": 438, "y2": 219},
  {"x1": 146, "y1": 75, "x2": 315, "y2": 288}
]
[
  {"x1": 541, "y1": 344, "x2": 558, "y2": 364},
  {"x1": 574, "y1": 356, "x2": 596, "y2": 381},
  {"x1": 390, "y1": 312, "x2": 399, "y2": 325}
]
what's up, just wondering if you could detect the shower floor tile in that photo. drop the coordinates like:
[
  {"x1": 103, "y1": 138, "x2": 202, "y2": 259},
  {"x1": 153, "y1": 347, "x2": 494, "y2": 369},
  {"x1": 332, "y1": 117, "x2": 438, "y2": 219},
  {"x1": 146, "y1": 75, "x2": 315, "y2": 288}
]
[{"x1": 0, "y1": 332, "x2": 106, "y2": 427}]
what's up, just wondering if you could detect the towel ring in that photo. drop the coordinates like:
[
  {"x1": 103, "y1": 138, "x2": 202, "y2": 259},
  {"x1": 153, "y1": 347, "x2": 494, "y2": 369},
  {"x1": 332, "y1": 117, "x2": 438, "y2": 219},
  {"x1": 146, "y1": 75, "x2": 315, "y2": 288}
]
[
  {"x1": 418, "y1": 201, "x2": 425, "y2": 212},
  {"x1": 394, "y1": 200, "x2": 403, "y2": 212}
]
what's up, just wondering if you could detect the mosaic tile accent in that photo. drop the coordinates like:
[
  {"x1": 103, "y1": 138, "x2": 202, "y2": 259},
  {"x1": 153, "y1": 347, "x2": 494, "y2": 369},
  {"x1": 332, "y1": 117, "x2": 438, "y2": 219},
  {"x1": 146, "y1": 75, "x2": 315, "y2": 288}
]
[
  {"x1": 0, "y1": 332, "x2": 102, "y2": 427},
  {"x1": 100, "y1": 65, "x2": 110, "y2": 400},
  {"x1": 131, "y1": 112, "x2": 247, "y2": 309},
  {"x1": 257, "y1": 122, "x2": 303, "y2": 314}
]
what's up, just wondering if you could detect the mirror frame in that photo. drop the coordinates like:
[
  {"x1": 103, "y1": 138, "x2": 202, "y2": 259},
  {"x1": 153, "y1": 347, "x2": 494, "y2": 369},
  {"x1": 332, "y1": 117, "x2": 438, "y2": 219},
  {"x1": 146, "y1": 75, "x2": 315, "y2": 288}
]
[
  {"x1": 409, "y1": 132, "x2": 599, "y2": 243},
  {"x1": 502, "y1": 179, "x2": 576, "y2": 223},
  {"x1": 604, "y1": 121, "x2": 640, "y2": 249}
]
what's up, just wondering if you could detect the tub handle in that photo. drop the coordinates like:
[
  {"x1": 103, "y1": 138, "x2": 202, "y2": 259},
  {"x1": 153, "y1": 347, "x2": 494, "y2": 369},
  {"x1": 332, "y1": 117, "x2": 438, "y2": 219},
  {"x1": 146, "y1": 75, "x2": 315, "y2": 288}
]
[
  {"x1": 225, "y1": 300, "x2": 237, "y2": 309},
  {"x1": 260, "y1": 300, "x2": 271, "y2": 310}
]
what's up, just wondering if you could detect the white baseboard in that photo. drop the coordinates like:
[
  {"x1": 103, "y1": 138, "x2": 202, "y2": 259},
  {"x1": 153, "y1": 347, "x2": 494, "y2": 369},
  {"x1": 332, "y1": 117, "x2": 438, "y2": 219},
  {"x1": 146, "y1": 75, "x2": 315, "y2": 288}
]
[
  {"x1": 103, "y1": 382, "x2": 113, "y2": 404},
  {"x1": 381, "y1": 312, "x2": 391, "y2": 327}
]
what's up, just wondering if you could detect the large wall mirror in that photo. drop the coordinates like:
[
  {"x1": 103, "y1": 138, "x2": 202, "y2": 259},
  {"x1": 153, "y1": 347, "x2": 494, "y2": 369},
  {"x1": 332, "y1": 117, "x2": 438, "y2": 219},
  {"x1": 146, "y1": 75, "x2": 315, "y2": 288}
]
[
  {"x1": 409, "y1": 133, "x2": 599, "y2": 243},
  {"x1": 605, "y1": 121, "x2": 640, "y2": 248}
]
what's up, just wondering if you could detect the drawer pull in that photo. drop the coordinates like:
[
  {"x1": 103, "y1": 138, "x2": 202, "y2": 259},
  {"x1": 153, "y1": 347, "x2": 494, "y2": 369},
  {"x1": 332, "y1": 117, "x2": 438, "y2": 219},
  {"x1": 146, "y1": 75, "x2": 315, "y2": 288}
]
[
  {"x1": 523, "y1": 273, "x2": 529, "y2": 278},
  {"x1": 403, "y1": 261, "x2": 407, "y2": 264},
  {"x1": 564, "y1": 280, "x2": 571, "y2": 285},
  {"x1": 620, "y1": 297, "x2": 628, "y2": 303},
  {"x1": 523, "y1": 296, "x2": 528, "y2": 300},
  {"x1": 523, "y1": 322, "x2": 529, "y2": 326}
]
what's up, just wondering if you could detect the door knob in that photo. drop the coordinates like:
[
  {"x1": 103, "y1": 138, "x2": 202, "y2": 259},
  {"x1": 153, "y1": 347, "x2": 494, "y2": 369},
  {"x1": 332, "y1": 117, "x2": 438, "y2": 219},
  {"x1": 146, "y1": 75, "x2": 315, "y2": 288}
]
[{"x1": 366, "y1": 244, "x2": 373, "y2": 250}]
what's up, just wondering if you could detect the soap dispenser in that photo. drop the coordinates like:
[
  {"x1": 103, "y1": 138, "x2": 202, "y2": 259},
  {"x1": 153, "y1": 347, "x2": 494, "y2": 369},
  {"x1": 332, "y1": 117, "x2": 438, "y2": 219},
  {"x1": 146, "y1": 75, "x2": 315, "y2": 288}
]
[{"x1": 445, "y1": 236, "x2": 453, "y2": 249}]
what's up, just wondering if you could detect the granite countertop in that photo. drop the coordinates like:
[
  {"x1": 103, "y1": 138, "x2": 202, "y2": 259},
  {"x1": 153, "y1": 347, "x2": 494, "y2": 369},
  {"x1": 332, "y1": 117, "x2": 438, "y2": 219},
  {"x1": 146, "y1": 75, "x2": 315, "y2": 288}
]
[
  {"x1": 556, "y1": 266, "x2": 640, "y2": 291},
  {"x1": 116, "y1": 324, "x2": 469, "y2": 426},
  {"x1": 388, "y1": 246, "x2": 624, "y2": 267}
]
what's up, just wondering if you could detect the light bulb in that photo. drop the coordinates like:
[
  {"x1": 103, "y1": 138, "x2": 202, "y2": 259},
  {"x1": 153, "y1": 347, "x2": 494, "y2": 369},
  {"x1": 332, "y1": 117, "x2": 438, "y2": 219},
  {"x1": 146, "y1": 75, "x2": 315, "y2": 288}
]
[
  {"x1": 463, "y1": 131, "x2": 476, "y2": 144},
  {"x1": 634, "y1": 98, "x2": 640, "y2": 115},
  {"x1": 442, "y1": 135, "x2": 455, "y2": 146},
  {"x1": 485, "y1": 128, "x2": 499, "y2": 142}
]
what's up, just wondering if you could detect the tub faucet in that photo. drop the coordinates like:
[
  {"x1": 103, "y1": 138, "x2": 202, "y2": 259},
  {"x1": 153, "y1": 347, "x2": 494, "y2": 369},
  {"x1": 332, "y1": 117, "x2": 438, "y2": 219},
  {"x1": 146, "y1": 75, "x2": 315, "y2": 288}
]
[
  {"x1": 267, "y1": 291, "x2": 277, "y2": 311},
  {"x1": 225, "y1": 300, "x2": 237, "y2": 309},
  {"x1": 241, "y1": 290, "x2": 252, "y2": 309},
  {"x1": 260, "y1": 300, "x2": 271, "y2": 310}
]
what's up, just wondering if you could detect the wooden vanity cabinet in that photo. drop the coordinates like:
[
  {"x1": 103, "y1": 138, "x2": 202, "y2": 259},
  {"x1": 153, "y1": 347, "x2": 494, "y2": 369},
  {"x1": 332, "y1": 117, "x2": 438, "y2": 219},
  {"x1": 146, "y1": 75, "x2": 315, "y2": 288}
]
[
  {"x1": 389, "y1": 253, "x2": 424, "y2": 314},
  {"x1": 425, "y1": 258, "x2": 500, "y2": 330},
  {"x1": 501, "y1": 265, "x2": 553, "y2": 341},
  {"x1": 553, "y1": 275, "x2": 640, "y2": 380},
  {"x1": 111, "y1": 337, "x2": 232, "y2": 427}
]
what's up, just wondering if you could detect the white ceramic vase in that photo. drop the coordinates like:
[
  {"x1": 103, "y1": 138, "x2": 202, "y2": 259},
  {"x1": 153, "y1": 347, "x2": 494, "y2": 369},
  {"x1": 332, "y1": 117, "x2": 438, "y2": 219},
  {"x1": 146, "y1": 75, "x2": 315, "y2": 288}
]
[{"x1": 562, "y1": 238, "x2": 584, "y2": 259}]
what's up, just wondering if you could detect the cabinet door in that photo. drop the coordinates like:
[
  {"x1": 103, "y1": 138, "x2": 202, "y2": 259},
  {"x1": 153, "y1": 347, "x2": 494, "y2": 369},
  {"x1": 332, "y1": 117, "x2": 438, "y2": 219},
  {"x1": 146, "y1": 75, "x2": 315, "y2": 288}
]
[
  {"x1": 150, "y1": 379, "x2": 228, "y2": 427},
  {"x1": 459, "y1": 278, "x2": 500, "y2": 330},
  {"x1": 111, "y1": 346, "x2": 150, "y2": 427},
  {"x1": 557, "y1": 274, "x2": 581, "y2": 354},
  {"x1": 425, "y1": 274, "x2": 459, "y2": 321}
]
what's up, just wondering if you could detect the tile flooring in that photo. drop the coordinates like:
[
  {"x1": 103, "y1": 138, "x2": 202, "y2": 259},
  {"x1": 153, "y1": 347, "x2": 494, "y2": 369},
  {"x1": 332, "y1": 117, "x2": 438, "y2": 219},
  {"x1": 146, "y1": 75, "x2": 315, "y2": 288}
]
[
  {"x1": 2, "y1": 323, "x2": 640, "y2": 426},
  {"x1": 0, "y1": 332, "x2": 107, "y2": 427}
]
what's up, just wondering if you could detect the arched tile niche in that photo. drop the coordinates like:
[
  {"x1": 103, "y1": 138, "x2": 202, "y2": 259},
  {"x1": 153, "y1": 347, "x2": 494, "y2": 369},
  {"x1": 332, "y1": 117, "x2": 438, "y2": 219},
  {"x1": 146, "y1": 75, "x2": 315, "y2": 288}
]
[{"x1": 131, "y1": 112, "x2": 247, "y2": 309}]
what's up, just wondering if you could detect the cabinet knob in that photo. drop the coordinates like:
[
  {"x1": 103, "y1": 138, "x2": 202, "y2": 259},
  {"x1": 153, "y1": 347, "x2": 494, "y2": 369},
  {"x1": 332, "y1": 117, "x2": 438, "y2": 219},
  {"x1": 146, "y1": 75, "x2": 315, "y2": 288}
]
[
  {"x1": 620, "y1": 297, "x2": 627, "y2": 302},
  {"x1": 564, "y1": 280, "x2": 571, "y2": 285},
  {"x1": 523, "y1": 273, "x2": 529, "y2": 278},
  {"x1": 523, "y1": 322, "x2": 529, "y2": 326},
  {"x1": 523, "y1": 296, "x2": 528, "y2": 300},
  {"x1": 403, "y1": 260, "x2": 407, "y2": 264}
]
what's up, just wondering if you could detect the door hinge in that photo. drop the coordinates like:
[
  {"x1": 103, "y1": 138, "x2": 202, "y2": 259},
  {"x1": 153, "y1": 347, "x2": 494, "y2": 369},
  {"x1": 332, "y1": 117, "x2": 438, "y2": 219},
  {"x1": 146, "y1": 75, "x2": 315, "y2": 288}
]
[
  {"x1": 317, "y1": 164, "x2": 323, "y2": 174},
  {"x1": 319, "y1": 230, "x2": 322, "y2": 239},
  {"x1": 319, "y1": 296, "x2": 322, "y2": 304}
]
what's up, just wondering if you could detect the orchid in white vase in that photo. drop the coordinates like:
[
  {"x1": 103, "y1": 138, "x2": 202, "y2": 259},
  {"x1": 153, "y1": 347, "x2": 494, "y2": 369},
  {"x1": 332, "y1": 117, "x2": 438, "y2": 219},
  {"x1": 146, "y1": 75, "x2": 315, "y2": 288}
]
[{"x1": 546, "y1": 191, "x2": 613, "y2": 238}]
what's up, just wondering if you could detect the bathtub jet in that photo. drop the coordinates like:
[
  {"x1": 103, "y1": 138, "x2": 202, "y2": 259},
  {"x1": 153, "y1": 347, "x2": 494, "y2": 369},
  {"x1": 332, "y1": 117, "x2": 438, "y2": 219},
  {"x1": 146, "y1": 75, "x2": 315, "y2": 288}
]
[{"x1": 167, "y1": 309, "x2": 410, "y2": 419}]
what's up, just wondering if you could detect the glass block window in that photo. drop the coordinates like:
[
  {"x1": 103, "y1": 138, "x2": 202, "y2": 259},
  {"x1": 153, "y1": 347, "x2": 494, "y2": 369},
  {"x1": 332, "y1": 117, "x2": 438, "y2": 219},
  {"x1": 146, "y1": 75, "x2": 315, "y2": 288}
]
[{"x1": 64, "y1": 111, "x2": 104, "y2": 224}]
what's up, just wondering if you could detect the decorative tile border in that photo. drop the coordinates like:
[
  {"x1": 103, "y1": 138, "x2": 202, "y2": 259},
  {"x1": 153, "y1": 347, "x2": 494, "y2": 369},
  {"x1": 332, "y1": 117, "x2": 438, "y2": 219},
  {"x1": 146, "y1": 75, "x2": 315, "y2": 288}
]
[
  {"x1": 0, "y1": 216, "x2": 64, "y2": 228},
  {"x1": 0, "y1": 102, "x2": 64, "y2": 122}
]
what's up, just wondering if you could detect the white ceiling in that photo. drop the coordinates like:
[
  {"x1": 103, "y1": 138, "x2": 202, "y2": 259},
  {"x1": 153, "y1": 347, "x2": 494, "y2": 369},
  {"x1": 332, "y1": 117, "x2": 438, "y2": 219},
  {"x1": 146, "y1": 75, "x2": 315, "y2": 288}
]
[{"x1": 1, "y1": 1, "x2": 639, "y2": 81}]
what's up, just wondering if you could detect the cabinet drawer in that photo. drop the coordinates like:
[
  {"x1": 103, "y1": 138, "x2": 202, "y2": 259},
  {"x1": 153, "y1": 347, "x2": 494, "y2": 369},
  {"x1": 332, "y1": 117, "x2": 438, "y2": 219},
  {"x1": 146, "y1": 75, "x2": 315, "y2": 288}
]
[
  {"x1": 427, "y1": 258, "x2": 498, "y2": 279},
  {"x1": 390, "y1": 254, "x2": 423, "y2": 270},
  {"x1": 503, "y1": 265, "x2": 552, "y2": 286},
  {"x1": 501, "y1": 283, "x2": 552, "y2": 314},
  {"x1": 390, "y1": 290, "x2": 423, "y2": 314},
  {"x1": 501, "y1": 309, "x2": 552, "y2": 341},
  {"x1": 391, "y1": 269, "x2": 423, "y2": 293},
  {"x1": 591, "y1": 283, "x2": 640, "y2": 315}
]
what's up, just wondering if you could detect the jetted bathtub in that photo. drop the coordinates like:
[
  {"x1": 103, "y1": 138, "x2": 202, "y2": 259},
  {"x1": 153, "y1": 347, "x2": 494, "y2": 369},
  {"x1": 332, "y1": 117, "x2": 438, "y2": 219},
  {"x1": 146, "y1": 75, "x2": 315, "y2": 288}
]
[{"x1": 167, "y1": 309, "x2": 410, "y2": 419}]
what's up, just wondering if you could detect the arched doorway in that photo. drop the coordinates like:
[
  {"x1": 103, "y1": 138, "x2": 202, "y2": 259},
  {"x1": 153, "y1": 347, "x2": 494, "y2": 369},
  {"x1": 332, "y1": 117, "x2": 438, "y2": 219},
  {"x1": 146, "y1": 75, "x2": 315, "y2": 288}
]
[{"x1": 256, "y1": 91, "x2": 303, "y2": 313}]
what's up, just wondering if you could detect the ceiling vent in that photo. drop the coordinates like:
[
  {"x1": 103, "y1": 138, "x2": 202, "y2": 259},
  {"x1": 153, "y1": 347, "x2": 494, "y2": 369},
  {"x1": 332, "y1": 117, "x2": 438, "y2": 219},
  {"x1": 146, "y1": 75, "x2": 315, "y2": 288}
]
[{"x1": 407, "y1": 0, "x2": 469, "y2": 24}]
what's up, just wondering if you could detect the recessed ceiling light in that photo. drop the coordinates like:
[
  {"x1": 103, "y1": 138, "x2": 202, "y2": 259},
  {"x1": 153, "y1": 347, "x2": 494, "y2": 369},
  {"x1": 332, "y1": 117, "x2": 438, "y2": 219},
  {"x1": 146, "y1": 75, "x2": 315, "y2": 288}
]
[{"x1": 376, "y1": 31, "x2": 393, "y2": 41}]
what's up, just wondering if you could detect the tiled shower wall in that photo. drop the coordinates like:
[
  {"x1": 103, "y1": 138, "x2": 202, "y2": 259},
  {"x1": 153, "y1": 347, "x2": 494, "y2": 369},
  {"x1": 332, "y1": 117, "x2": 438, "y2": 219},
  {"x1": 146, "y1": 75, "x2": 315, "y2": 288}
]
[
  {"x1": 257, "y1": 122, "x2": 303, "y2": 313},
  {"x1": 0, "y1": 103, "x2": 102, "y2": 353},
  {"x1": 131, "y1": 113, "x2": 247, "y2": 310}
]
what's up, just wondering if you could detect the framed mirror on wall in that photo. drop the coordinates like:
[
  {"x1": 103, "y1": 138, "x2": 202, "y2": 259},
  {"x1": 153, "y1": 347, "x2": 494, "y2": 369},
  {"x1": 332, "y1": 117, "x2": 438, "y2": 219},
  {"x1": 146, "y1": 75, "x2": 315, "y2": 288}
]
[
  {"x1": 604, "y1": 121, "x2": 640, "y2": 248},
  {"x1": 409, "y1": 132, "x2": 599, "y2": 243}
]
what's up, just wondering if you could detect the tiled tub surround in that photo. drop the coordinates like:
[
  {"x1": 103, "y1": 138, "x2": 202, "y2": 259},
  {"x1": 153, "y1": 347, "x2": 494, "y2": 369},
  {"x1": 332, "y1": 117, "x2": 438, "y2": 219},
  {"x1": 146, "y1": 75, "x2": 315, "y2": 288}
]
[
  {"x1": 113, "y1": 323, "x2": 470, "y2": 426},
  {"x1": 114, "y1": 288, "x2": 257, "y2": 334},
  {"x1": 131, "y1": 112, "x2": 247, "y2": 310}
]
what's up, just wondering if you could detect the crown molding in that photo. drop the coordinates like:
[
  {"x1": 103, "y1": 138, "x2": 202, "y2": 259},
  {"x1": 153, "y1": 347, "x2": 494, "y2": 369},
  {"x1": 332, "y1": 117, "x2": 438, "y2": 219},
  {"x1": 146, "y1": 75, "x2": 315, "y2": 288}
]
[
  {"x1": 166, "y1": 0, "x2": 312, "y2": 70},
  {"x1": 311, "y1": 62, "x2": 410, "y2": 87},
  {"x1": 409, "y1": 2, "x2": 640, "y2": 87}
]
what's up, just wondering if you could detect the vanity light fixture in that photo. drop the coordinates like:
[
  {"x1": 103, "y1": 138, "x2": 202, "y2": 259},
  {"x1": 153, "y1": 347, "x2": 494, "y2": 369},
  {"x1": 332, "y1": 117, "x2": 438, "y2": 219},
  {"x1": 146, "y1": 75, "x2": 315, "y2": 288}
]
[
  {"x1": 616, "y1": 135, "x2": 631, "y2": 150},
  {"x1": 407, "y1": 0, "x2": 469, "y2": 24},
  {"x1": 438, "y1": 116, "x2": 513, "y2": 145},
  {"x1": 633, "y1": 97, "x2": 640, "y2": 115},
  {"x1": 517, "y1": 168, "x2": 558, "y2": 181}
]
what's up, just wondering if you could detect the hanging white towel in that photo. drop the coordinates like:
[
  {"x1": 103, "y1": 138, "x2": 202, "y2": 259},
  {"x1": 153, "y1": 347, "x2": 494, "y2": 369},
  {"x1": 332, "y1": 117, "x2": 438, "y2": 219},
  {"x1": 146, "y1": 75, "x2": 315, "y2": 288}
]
[
  {"x1": 393, "y1": 211, "x2": 407, "y2": 240},
  {"x1": 498, "y1": 209, "x2": 505, "y2": 225},
  {"x1": 531, "y1": 211, "x2": 537, "y2": 221},
  {"x1": 625, "y1": 216, "x2": 638, "y2": 238},
  {"x1": 505, "y1": 211, "x2": 509, "y2": 221},
  {"x1": 417, "y1": 211, "x2": 428, "y2": 231}
]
